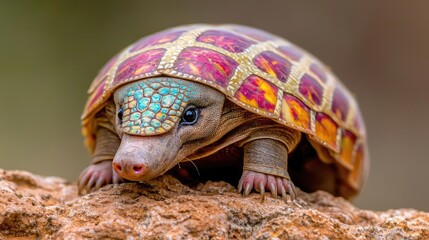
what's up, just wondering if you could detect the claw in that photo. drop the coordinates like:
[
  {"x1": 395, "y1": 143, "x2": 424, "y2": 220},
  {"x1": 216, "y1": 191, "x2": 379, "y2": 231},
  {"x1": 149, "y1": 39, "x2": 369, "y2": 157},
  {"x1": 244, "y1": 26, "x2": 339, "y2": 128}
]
[
  {"x1": 278, "y1": 177, "x2": 287, "y2": 201},
  {"x1": 238, "y1": 170, "x2": 296, "y2": 202},
  {"x1": 284, "y1": 179, "x2": 296, "y2": 201},
  {"x1": 95, "y1": 177, "x2": 105, "y2": 190},
  {"x1": 244, "y1": 182, "x2": 252, "y2": 196},
  {"x1": 290, "y1": 184, "x2": 297, "y2": 201},
  {"x1": 78, "y1": 172, "x2": 90, "y2": 195},
  {"x1": 86, "y1": 176, "x2": 96, "y2": 193},
  {"x1": 259, "y1": 181, "x2": 265, "y2": 202},
  {"x1": 237, "y1": 178, "x2": 244, "y2": 193},
  {"x1": 78, "y1": 161, "x2": 116, "y2": 195},
  {"x1": 269, "y1": 182, "x2": 277, "y2": 198},
  {"x1": 281, "y1": 190, "x2": 288, "y2": 202}
]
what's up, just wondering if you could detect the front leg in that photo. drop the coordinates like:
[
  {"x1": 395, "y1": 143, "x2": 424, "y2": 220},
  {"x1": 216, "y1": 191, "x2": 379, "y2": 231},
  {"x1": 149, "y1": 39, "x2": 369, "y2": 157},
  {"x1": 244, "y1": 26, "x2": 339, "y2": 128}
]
[
  {"x1": 78, "y1": 127, "x2": 124, "y2": 195},
  {"x1": 238, "y1": 138, "x2": 296, "y2": 201},
  {"x1": 78, "y1": 160, "x2": 124, "y2": 195}
]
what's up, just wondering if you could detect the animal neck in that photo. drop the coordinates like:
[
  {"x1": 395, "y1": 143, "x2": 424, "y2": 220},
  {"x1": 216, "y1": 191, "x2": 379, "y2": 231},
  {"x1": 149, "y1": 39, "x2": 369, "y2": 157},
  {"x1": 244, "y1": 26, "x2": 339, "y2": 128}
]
[{"x1": 186, "y1": 100, "x2": 301, "y2": 162}]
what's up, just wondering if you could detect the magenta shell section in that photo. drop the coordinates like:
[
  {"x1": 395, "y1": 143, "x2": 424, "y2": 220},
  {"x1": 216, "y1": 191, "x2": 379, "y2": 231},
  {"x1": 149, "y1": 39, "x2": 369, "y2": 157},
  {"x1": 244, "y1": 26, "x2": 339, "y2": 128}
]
[
  {"x1": 299, "y1": 74, "x2": 323, "y2": 106},
  {"x1": 234, "y1": 75, "x2": 278, "y2": 113},
  {"x1": 331, "y1": 85, "x2": 350, "y2": 121},
  {"x1": 173, "y1": 47, "x2": 238, "y2": 88},
  {"x1": 85, "y1": 80, "x2": 106, "y2": 114},
  {"x1": 253, "y1": 51, "x2": 292, "y2": 83},
  {"x1": 196, "y1": 30, "x2": 256, "y2": 53},
  {"x1": 130, "y1": 30, "x2": 185, "y2": 52},
  {"x1": 113, "y1": 49, "x2": 166, "y2": 87}
]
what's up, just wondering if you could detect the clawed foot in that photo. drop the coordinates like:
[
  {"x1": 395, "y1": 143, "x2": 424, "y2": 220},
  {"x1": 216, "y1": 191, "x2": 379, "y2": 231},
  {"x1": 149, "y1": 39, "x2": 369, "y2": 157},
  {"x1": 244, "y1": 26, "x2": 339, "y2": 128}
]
[
  {"x1": 238, "y1": 170, "x2": 296, "y2": 201},
  {"x1": 78, "y1": 160, "x2": 125, "y2": 195}
]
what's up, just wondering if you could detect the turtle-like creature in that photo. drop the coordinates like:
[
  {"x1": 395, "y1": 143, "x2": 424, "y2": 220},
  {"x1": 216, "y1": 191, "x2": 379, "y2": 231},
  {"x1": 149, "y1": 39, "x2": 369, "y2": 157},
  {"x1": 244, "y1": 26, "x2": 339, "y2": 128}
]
[{"x1": 78, "y1": 24, "x2": 368, "y2": 199}]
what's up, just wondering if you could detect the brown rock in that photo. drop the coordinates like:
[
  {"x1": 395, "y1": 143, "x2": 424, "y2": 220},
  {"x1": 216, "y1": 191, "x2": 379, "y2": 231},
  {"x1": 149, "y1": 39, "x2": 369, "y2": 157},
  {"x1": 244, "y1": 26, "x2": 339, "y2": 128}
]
[{"x1": 0, "y1": 169, "x2": 428, "y2": 239}]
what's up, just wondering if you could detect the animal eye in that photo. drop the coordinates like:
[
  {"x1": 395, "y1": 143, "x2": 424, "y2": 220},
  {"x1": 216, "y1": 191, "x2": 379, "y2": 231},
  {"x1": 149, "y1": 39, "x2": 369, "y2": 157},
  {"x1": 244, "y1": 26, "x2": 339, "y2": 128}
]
[
  {"x1": 117, "y1": 108, "x2": 124, "y2": 124},
  {"x1": 180, "y1": 106, "x2": 199, "y2": 125}
]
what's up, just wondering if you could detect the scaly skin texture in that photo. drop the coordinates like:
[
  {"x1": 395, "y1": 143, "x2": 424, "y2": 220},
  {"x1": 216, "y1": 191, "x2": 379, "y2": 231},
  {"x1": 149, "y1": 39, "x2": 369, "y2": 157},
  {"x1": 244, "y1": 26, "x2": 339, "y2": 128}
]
[
  {"x1": 78, "y1": 77, "x2": 301, "y2": 200},
  {"x1": 119, "y1": 78, "x2": 197, "y2": 136}
]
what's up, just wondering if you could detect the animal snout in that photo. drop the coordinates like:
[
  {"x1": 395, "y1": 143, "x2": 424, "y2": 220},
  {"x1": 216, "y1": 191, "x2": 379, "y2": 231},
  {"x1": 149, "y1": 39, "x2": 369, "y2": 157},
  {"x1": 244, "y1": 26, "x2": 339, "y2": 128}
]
[{"x1": 113, "y1": 161, "x2": 147, "y2": 180}]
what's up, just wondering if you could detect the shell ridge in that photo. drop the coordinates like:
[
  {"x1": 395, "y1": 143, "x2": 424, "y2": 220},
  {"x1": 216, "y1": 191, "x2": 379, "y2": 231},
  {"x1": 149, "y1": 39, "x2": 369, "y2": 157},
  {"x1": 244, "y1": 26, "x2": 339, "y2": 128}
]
[{"x1": 321, "y1": 71, "x2": 337, "y2": 117}]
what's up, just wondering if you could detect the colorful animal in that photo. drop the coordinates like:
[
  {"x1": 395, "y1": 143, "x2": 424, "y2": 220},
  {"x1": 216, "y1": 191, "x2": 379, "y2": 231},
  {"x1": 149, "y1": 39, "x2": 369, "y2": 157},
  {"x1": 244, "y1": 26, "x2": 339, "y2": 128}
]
[{"x1": 78, "y1": 24, "x2": 368, "y2": 200}]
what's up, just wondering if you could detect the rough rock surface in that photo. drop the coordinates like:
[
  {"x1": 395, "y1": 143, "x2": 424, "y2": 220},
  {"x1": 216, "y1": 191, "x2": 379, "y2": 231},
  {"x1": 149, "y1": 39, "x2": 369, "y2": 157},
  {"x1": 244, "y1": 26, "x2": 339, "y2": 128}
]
[{"x1": 0, "y1": 169, "x2": 428, "y2": 239}]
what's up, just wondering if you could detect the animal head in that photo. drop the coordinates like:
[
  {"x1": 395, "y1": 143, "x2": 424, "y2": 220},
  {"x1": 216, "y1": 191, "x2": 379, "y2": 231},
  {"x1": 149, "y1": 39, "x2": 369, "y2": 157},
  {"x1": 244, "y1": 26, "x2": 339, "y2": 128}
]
[{"x1": 112, "y1": 77, "x2": 226, "y2": 181}]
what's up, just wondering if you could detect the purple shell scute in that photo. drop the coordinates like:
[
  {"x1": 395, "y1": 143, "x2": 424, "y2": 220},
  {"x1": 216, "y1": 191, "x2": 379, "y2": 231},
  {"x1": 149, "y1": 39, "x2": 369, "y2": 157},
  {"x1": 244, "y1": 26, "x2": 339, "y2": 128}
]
[
  {"x1": 299, "y1": 74, "x2": 323, "y2": 106},
  {"x1": 331, "y1": 85, "x2": 350, "y2": 121},
  {"x1": 130, "y1": 30, "x2": 185, "y2": 52},
  {"x1": 253, "y1": 51, "x2": 292, "y2": 83},
  {"x1": 197, "y1": 30, "x2": 255, "y2": 53},
  {"x1": 173, "y1": 47, "x2": 238, "y2": 88},
  {"x1": 113, "y1": 49, "x2": 165, "y2": 86}
]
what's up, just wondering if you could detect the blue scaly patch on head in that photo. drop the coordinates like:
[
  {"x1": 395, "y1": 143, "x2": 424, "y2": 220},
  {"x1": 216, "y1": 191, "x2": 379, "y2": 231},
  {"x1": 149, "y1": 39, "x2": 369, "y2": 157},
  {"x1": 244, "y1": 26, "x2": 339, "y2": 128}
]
[{"x1": 120, "y1": 78, "x2": 197, "y2": 135}]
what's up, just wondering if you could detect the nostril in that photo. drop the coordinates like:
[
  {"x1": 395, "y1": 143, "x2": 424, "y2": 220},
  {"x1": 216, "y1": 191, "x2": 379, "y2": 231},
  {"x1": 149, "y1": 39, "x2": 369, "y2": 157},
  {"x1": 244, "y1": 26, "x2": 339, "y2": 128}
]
[
  {"x1": 113, "y1": 163, "x2": 122, "y2": 172},
  {"x1": 133, "y1": 164, "x2": 145, "y2": 174}
]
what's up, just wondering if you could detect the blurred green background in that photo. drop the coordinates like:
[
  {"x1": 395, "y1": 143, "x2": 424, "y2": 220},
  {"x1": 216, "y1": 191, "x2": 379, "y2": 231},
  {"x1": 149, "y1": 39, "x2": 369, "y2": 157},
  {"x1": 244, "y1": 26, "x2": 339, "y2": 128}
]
[{"x1": 1, "y1": 0, "x2": 428, "y2": 211}]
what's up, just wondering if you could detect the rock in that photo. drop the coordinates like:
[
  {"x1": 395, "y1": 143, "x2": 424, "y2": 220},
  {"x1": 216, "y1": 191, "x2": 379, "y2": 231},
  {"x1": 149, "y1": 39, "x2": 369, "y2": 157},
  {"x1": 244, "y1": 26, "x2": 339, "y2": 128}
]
[{"x1": 0, "y1": 169, "x2": 428, "y2": 239}]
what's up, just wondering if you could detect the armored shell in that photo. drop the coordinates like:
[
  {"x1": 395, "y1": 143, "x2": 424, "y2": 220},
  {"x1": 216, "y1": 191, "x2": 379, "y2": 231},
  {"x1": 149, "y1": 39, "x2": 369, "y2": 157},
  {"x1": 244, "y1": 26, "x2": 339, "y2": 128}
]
[{"x1": 82, "y1": 24, "x2": 368, "y2": 193}]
